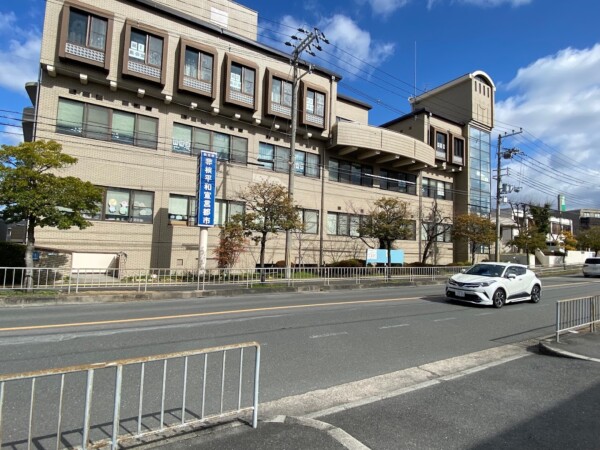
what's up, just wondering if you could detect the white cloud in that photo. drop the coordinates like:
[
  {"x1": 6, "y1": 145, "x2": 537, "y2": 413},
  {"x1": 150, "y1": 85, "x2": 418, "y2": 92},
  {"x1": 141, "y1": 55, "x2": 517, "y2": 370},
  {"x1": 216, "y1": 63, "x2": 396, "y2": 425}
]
[
  {"x1": 366, "y1": 0, "x2": 410, "y2": 16},
  {"x1": 496, "y1": 44, "x2": 600, "y2": 207},
  {"x1": 319, "y1": 15, "x2": 395, "y2": 76},
  {"x1": 0, "y1": 35, "x2": 41, "y2": 93},
  {"x1": 0, "y1": 12, "x2": 17, "y2": 32},
  {"x1": 274, "y1": 15, "x2": 394, "y2": 78}
]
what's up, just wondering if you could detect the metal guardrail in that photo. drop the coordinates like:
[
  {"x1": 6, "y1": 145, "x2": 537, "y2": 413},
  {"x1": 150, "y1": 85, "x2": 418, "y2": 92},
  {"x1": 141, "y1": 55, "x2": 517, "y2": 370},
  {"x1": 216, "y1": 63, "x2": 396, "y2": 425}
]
[
  {"x1": 556, "y1": 296, "x2": 600, "y2": 342},
  {"x1": 0, "y1": 266, "x2": 465, "y2": 293},
  {"x1": 0, "y1": 342, "x2": 261, "y2": 449}
]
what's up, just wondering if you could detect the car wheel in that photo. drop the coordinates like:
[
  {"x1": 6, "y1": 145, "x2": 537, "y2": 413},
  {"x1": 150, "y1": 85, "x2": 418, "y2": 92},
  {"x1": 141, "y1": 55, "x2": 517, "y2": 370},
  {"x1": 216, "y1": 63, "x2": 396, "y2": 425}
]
[
  {"x1": 584, "y1": 274, "x2": 590, "y2": 278},
  {"x1": 530, "y1": 285, "x2": 541, "y2": 303},
  {"x1": 492, "y1": 289, "x2": 506, "y2": 309}
]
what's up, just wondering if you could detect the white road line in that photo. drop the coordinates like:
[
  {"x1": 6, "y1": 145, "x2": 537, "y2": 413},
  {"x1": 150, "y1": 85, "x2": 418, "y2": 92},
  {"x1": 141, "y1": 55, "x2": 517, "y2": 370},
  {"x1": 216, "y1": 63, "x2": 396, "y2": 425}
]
[
  {"x1": 433, "y1": 317, "x2": 456, "y2": 322},
  {"x1": 475, "y1": 312, "x2": 494, "y2": 316},
  {"x1": 310, "y1": 332, "x2": 349, "y2": 339},
  {"x1": 379, "y1": 323, "x2": 410, "y2": 329}
]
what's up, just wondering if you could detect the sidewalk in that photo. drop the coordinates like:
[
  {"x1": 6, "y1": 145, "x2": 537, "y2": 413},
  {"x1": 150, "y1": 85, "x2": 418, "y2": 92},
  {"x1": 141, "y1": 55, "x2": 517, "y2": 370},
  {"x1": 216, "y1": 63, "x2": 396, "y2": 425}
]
[{"x1": 140, "y1": 331, "x2": 600, "y2": 450}]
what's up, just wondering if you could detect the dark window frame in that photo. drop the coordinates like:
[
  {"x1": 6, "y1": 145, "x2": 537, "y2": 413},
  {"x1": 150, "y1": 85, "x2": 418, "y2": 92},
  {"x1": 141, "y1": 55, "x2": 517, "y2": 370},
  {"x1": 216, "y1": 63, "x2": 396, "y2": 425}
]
[
  {"x1": 453, "y1": 136, "x2": 465, "y2": 165},
  {"x1": 178, "y1": 39, "x2": 217, "y2": 99},
  {"x1": 380, "y1": 169, "x2": 417, "y2": 195},
  {"x1": 84, "y1": 186, "x2": 154, "y2": 224},
  {"x1": 224, "y1": 54, "x2": 258, "y2": 111},
  {"x1": 168, "y1": 194, "x2": 197, "y2": 226},
  {"x1": 58, "y1": 1, "x2": 114, "y2": 70},
  {"x1": 422, "y1": 177, "x2": 453, "y2": 200},
  {"x1": 299, "y1": 209, "x2": 319, "y2": 234},
  {"x1": 214, "y1": 199, "x2": 245, "y2": 226},
  {"x1": 329, "y1": 158, "x2": 373, "y2": 187},
  {"x1": 122, "y1": 20, "x2": 168, "y2": 85},
  {"x1": 300, "y1": 81, "x2": 327, "y2": 130},
  {"x1": 265, "y1": 68, "x2": 293, "y2": 119}
]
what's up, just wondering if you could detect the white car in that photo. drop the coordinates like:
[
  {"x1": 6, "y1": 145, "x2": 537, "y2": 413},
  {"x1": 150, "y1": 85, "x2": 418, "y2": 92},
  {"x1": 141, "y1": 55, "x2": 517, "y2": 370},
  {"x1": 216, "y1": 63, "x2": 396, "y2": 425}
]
[
  {"x1": 582, "y1": 257, "x2": 600, "y2": 277},
  {"x1": 446, "y1": 262, "x2": 542, "y2": 308}
]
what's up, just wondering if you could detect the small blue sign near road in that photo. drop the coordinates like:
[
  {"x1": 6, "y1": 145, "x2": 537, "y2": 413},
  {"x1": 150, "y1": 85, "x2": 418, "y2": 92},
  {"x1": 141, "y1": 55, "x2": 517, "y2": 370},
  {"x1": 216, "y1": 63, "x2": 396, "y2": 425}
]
[
  {"x1": 366, "y1": 249, "x2": 404, "y2": 265},
  {"x1": 197, "y1": 151, "x2": 217, "y2": 227}
]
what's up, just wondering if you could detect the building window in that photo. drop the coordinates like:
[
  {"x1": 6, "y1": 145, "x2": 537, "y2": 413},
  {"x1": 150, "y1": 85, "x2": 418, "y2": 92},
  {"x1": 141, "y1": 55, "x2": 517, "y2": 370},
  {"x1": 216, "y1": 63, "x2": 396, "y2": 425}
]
[
  {"x1": 379, "y1": 169, "x2": 417, "y2": 195},
  {"x1": 304, "y1": 88, "x2": 326, "y2": 127},
  {"x1": 453, "y1": 137, "x2": 464, "y2": 165},
  {"x1": 179, "y1": 40, "x2": 216, "y2": 98},
  {"x1": 258, "y1": 142, "x2": 288, "y2": 172},
  {"x1": 327, "y1": 212, "x2": 365, "y2": 237},
  {"x1": 122, "y1": 21, "x2": 167, "y2": 84},
  {"x1": 214, "y1": 200, "x2": 245, "y2": 226},
  {"x1": 329, "y1": 158, "x2": 373, "y2": 187},
  {"x1": 421, "y1": 223, "x2": 452, "y2": 242},
  {"x1": 435, "y1": 131, "x2": 447, "y2": 160},
  {"x1": 59, "y1": 3, "x2": 113, "y2": 70},
  {"x1": 295, "y1": 151, "x2": 320, "y2": 178},
  {"x1": 169, "y1": 194, "x2": 196, "y2": 226},
  {"x1": 422, "y1": 178, "x2": 452, "y2": 200},
  {"x1": 85, "y1": 187, "x2": 153, "y2": 223},
  {"x1": 271, "y1": 77, "x2": 292, "y2": 116},
  {"x1": 299, "y1": 209, "x2": 319, "y2": 234},
  {"x1": 56, "y1": 98, "x2": 158, "y2": 149},
  {"x1": 172, "y1": 123, "x2": 247, "y2": 163},
  {"x1": 224, "y1": 55, "x2": 258, "y2": 110}
]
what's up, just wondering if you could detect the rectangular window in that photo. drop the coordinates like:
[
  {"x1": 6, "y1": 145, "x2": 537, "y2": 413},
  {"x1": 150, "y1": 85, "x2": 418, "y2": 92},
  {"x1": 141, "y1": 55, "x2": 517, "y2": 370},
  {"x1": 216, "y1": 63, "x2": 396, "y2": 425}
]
[
  {"x1": 327, "y1": 212, "x2": 365, "y2": 236},
  {"x1": 380, "y1": 169, "x2": 417, "y2": 195},
  {"x1": 99, "y1": 187, "x2": 154, "y2": 223},
  {"x1": 112, "y1": 110, "x2": 135, "y2": 145},
  {"x1": 68, "y1": 9, "x2": 108, "y2": 51},
  {"x1": 129, "y1": 29, "x2": 163, "y2": 68},
  {"x1": 422, "y1": 178, "x2": 453, "y2": 200},
  {"x1": 329, "y1": 158, "x2": 372, "y2": 187},
  {"x1": 184, "y1": 48, "x2": 213, "y2": 83},
  {"x1": 169, "y1": 194, "x2": 196, "y2": 225},
  {"x1": 214, "y1": 200, "x2": 245, "y2": 226},
  {"x1": 56, "y1": 99, "x2": 157, "y2": 149},
  {"x1": 300, "y1": 209, "x2": 319, "y2": 234},
  {"x1": 306, "y1": 90, "x2": 325, "y2": 117},
  {"x1": 136, "y1": 115, "x2": 159, "y2": 149},
  {"x1": 436, "y1": 132, "x2": 447, "y2": 160},
  {"x1": 453, "y1": 137, "x2": 464, "y2": 165},
  {"x1": 57, "y1": 99, "x2": 84, "y2": 135},
  {"x1": 230, "y1": 63, "x2": 255, "y2": 95},
  {"x1": 171, "y1": 124, "x2": 248, "y2": 162},
  {"x1": 271, "y1": 78, "x2": 292, "y2": 107}
]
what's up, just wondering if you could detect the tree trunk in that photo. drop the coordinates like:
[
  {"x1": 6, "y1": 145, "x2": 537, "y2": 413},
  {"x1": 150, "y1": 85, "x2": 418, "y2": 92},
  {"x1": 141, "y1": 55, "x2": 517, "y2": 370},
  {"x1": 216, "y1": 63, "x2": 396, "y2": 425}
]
[
  {"x1": 422, "y1": 240, "x2": 433, "y2": 265},
  {"x1": 24, "y1": 218, "x2": 35, "y2": 292},
  {"x1": 386, "y1": 240, "x2": 392, "y2": 280},
  {"x1": 259, "y1": 233, "x2": 267, "y2": 282}
]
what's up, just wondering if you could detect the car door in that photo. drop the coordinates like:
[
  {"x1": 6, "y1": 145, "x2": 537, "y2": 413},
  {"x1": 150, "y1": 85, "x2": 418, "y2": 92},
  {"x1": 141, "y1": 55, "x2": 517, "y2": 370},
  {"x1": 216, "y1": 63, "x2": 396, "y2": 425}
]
[{"x1": 504, "y1": 266, "x2": 528, "y2": 299}]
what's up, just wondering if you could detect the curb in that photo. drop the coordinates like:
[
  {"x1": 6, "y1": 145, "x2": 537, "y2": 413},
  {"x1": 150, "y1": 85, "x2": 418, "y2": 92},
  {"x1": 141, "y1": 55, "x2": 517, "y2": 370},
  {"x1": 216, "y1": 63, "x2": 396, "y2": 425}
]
[
  {"x1": 538, "y1": 340, "x2": 600, "y2": 363},
  {"x1": 0, "y1": 279, "x2": 443, "y2": 307}
]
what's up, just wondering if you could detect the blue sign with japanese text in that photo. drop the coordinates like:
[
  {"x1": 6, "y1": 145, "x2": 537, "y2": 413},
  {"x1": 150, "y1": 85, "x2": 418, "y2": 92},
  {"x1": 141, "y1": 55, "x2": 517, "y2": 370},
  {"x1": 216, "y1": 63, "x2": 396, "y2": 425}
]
[{"x1": 197, "y1": 151, "x2": 217, "y2": 227}]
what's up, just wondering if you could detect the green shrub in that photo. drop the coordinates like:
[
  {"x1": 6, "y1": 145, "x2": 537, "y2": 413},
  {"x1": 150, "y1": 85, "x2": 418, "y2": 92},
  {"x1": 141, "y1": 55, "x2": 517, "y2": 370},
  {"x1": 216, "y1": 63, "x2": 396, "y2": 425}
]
[{"x1": 328, "y1": 259, "x2": 364, "y2": 267}]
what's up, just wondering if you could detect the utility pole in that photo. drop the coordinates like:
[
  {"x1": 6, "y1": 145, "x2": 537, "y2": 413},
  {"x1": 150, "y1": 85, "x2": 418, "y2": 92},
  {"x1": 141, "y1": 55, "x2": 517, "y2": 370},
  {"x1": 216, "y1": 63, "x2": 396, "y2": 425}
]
[
  {"x1": 494, "y1": 129, "x2": 522, "y2": 262},
  {"x1": 284, "y1": 28, "x2": 328, "y2": 278}
]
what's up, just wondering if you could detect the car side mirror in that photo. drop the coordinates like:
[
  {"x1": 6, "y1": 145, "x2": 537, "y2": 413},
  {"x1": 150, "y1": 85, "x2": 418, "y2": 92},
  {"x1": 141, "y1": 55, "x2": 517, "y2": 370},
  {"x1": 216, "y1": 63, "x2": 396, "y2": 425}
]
[{"x1": 507, "y1": 274, "x2": 516, "y2": 279}]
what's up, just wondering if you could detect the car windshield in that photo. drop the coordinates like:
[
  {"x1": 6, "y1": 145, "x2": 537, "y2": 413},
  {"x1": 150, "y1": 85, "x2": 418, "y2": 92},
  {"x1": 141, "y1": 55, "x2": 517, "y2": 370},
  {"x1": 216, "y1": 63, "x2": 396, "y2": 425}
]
[{"x1": 465, "y1": 264, "x2": 505, "y2": 278}]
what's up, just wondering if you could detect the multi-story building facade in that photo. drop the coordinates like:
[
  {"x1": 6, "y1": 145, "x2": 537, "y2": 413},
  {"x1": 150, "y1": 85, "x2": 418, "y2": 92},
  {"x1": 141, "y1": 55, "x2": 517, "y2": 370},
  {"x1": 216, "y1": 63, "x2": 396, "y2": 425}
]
[{"x1": 23, "y1": 0, "x2": 495, "y2": 269}]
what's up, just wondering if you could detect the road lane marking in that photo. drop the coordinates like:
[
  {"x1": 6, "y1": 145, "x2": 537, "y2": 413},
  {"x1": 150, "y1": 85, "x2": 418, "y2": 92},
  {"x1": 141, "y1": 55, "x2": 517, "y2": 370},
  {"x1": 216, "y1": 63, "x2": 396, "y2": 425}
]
[
  {"x1": 379, "y1": 324, "x2": 410, "y2": 329},
  {"x1": 0, "y1": 296, "x2": 423, "y2": 332},
  {"x1": 310, "y1": 332, "x2": 349, "y2": 339},
  {"x1": 433, "y1": 317, "x2": 456, "y2": 322},
  {"x1": 475, "y1": 312, "x2": 494, "y2": 316}
]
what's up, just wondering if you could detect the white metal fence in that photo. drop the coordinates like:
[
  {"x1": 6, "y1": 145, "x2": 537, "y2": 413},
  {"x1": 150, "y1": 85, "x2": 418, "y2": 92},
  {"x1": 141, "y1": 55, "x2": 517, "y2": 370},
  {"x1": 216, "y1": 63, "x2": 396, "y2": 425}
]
[
  {"x1": 0, "y1": 342, "x2": 261, "y2": 449},
  {"x1": 0, "y1": 266, "x2": 466, "y2": 293},
  {"x1": 556, "y1": 296, "x2": 600, "y2": 342}
]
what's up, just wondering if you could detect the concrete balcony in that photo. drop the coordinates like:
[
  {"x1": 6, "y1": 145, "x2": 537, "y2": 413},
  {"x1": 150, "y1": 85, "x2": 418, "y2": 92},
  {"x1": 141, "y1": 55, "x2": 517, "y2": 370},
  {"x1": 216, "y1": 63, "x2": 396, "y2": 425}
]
[{"x1": 328, "y1": 121, "x2": 435, "y2": 169}]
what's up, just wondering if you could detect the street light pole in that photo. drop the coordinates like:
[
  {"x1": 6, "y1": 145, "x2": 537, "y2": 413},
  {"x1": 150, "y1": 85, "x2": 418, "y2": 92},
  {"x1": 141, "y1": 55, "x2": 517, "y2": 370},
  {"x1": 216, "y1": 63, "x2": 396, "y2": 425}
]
[{"x1": 494, "y1": 129, "x2": 522, "y2": 262}]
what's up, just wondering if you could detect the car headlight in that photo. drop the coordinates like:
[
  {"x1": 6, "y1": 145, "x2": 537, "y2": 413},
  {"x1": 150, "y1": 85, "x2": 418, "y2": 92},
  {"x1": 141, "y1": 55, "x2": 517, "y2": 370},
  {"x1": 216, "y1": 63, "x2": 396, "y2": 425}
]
[
  {"x1": 448, "y1": 278, "x2": 457, "y2": 285},
  {"x1": 478, "y1": 280, "x2": 497, "y2": 287}
]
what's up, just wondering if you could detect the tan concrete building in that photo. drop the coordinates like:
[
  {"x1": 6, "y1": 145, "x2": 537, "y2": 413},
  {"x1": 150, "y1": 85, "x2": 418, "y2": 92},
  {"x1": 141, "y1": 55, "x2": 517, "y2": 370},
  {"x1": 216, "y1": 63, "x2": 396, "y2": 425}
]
[{"x1": 23, "y1": 0, "x2": 495, "y2": 270}]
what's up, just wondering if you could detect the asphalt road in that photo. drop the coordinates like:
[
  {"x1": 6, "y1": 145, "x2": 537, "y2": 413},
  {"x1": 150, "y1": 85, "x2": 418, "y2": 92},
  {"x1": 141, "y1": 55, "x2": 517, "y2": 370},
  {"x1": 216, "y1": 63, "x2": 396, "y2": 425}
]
[
  {"x1": 1, "y1": 274, "x2": 599, "y2": 448},
  {"x1": 1, "y1": 274, "x2": 598, "y2": 396}
]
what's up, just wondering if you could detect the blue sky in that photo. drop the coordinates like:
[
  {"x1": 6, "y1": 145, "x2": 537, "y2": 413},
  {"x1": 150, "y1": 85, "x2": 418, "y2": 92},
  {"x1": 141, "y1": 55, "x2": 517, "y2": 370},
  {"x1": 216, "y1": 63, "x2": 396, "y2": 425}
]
[{"x1": 2, "y1": 0, "x2": 600, "y2": 209}]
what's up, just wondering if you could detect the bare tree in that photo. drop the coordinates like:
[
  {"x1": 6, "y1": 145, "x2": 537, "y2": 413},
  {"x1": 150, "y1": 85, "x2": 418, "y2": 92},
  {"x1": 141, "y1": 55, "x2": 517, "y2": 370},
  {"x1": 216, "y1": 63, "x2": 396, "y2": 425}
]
[{"x1": 420, "y1": 198, "x2": 453, "y2": 264}]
